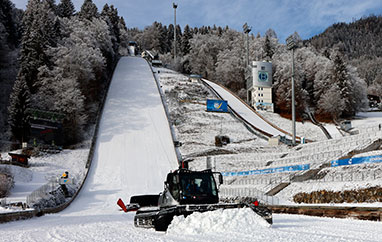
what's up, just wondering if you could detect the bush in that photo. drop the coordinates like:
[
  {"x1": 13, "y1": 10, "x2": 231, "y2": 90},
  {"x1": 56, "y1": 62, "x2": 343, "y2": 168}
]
[{"x1": 0, "y1": 167, "x2": 14, "y2": 198}]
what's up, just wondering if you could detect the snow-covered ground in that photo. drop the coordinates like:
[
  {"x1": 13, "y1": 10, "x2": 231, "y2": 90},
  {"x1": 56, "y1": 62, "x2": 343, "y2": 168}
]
[
  {"x1": 156, "y1": 69, "x2": 268, "y2": 158},
  {"x1": 258, "y1": 110, "x2": 328, "y2": 141},
  {"x1": 0, "y1": 208, "x2": 381, "y2": 241},
  {"x1": 1, "y1": 58, "x2": 382, "y2": 241},
  {"x1": 0, "y1": 148, "x2": 89, "y2": 206},
  {"x1": 353, "y1": 111, "x2": 382, "y2": 126},
  {"x1": 155, "y1": 67, "x2": 382, "y2": 204}
]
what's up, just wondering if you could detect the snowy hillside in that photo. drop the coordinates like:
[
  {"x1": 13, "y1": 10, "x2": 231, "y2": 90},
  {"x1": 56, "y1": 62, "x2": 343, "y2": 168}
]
[{"x1": 154, "y1": 66, "x2": 382, "y2": 205}]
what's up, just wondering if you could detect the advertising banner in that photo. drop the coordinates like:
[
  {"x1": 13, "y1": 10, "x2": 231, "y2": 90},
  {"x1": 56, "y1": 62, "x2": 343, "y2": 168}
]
[
  {"x1": 206, "y1": 99, "x2": 228, "y2": 112},
  {"x1": 221, "y1": 164, "x2": 310, "y2": 177},
  {"x1": 331, "y1": 155, "x2": 382, "y2": 167}
]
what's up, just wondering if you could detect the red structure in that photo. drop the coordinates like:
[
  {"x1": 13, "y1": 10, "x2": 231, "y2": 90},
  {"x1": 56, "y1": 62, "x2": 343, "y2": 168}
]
[{"x1": 8, "y1": 153, "x2": 30, "y2": 167}]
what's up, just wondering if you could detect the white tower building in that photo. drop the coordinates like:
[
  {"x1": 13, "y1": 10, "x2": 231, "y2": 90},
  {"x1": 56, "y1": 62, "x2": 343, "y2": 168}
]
[{"x1": 246, "y1": 61, "x2": 274, "y2": 112}]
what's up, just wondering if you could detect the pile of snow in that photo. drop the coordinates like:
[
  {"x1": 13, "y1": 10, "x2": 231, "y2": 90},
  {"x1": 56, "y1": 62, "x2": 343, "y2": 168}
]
[{"x1": 167, "y1": 208, "x2": 270, "y2": 236}]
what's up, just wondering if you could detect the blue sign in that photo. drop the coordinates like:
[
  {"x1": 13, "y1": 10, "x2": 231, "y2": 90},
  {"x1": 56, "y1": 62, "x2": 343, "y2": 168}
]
[
  {"x1": 258, "y1": 71, "x2": 268, "y2": 82},
  {"x1": 206, "y1": 99, "x2": 228, "y2": 112},
  {"x1": 221, "y1": 164, "x2": 310, "y2": 177},
  {"x1": 331, "y1": 155, "x2": 382, "y2": 167}
]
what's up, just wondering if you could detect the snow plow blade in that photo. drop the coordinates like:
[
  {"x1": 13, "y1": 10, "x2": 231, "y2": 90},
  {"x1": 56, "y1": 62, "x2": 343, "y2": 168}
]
[
  {"x1": 117, "y1": 195, "x2": 159, "y2": 213},
  {"x1": 134, "y1": 202, "x2": 272, "y2": 231},
  {"x1": 117, "y1": 198, "x2": 128, "y2": 212}
]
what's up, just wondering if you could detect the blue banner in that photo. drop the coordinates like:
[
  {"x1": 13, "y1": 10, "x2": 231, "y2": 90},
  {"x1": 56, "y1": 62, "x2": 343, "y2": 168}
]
[
  {"x1": 331, "y1": 155, "x2": 382, "y2": 167},
  {"x1": 221, "y1": 164, "x2": 310, "y2": 177},
  {"x1": 206, "y1": 99, "x2": 228, "y2": 112}
]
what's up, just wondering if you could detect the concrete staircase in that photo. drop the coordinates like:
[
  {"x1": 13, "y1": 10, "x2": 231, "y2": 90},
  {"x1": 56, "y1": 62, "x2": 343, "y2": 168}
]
[{"x1": 265, "y1": 182, "x2": 290, "y2": 196}]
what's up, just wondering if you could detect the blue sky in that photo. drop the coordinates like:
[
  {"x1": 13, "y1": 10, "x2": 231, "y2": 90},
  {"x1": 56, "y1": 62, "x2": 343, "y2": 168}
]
[{"x1": 12, "y1": 0, "x2": 382, "y2": 42}]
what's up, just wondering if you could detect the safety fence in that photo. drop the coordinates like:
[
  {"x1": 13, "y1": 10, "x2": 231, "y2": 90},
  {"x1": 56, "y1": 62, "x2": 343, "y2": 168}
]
[
  {"x1": 152, "y1": 65, "x2": 182, "y2": 164},
  {"x1": 25, "y1": 177, "x2": 78, "y2": 207},
  {"x1": 221, "y1": 164, "x2": 310, "y2": 177},
  {"x1": 296, "y1": 136, "x2": 377, "y2": 157},
  {"x1": 299, "y1": 131, "x2": 381, "y2": 153},
  {"x1": 357, "y1": 123, "x2": 382, "y2": 134},
  {"x1": 26, "y1": 179, "x2": 58, "y2": 206},
  {"x1": 217, "y1": 149, "x2": 343, "y2": 172},
  {"x1": 219, "y1": 186, "x2": 280, "y2": 205},
  {"x1": 270, "y1": 150, "x2": 343, "y2": 167},
  {"x1": 228, "y1": 173, "x2": 293, "y2": 186}
]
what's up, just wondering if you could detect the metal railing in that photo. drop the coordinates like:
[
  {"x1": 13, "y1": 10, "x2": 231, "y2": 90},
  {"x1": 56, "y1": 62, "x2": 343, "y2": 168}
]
[
  {"x1": 219, "y1": 186, "x2": 280, "y2": 205},
  {"x1": 26, "y1": 177, "x2": 78, "y2": 207},
  {"x1": 26, "y1": 180, "x2": 58, "y2": 206}
]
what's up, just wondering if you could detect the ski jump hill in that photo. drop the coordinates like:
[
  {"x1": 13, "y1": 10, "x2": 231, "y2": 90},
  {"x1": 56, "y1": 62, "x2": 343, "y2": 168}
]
[
  {"x1": 84, "y1": 57, "x2": 179, "y2": 198},
  {"x1": 202, "y1": 79, "x2": 298, "y2": 141}
]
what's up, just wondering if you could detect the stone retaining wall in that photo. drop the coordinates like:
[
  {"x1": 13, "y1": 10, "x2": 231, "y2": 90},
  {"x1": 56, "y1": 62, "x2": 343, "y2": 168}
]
[{"x1": 293, "y1": 186, "x2": 382, "y2": 204}]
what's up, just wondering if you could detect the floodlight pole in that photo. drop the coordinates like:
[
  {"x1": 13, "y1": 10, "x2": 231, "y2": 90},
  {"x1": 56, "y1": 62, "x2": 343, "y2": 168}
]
[
  {"x1": 243, "y1": 23, "x2": 251, "y2": 68},
  {"x1": 291, "y1": 47, "x2": 296, "y2": 145},
  {"x1": 286, "y1": 35, "x2": 297, "y2": 146},
  {"x1": 173, "y1": 3, "x2": 177, "y2": 65}
]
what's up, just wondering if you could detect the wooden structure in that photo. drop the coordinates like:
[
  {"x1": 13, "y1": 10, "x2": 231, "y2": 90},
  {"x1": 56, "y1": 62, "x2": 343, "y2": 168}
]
[{"x1": 8, "y1": 153, "x2": 30, "y2": 167}]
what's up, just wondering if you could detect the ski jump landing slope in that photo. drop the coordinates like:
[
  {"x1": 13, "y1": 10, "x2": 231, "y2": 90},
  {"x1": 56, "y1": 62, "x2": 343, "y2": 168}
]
[
  {"x1": 70, "y1": 56, "x2": 179, "y2": 213},
  {"x1": 88, "y1": 57, "x2": 179, "y2": 199},
  {"x1": 203, "y1": 79, "x2": 295, "y2": 140}
]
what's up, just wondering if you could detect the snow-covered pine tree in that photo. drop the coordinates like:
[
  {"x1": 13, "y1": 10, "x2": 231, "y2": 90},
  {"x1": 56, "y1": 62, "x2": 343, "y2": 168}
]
[
  {"x1": 0, "y1": 0, "x2": 23, "y2": 146},
  {"x1": 175, "y1": 24, "x2": 182, "y2": 56},
  {"x1": 18, "y1": 0, "x2": 43, "y2": 94},
  {"x1": 181, "y1": 24, "x2": 192, "y2": 56},
  {"x1": 45, "y1": 0, "x2": 57, "y2": 14},
  {"x1": 263, "y1": 35, "x2": 274, "y2": 60},
  {"x1": 157, "y1": 23, "x2": 169, "y2": 54},
  {"x1": 139, "y1": 22, "x2": 162, "y2": 53},
  {"x1": 167, "y1": 24, "x2": 174, "y2": 54},
  {"x1": 8, "y1": 76, "x2": 31, "y2": 143},
  {"x1": 117, "y1": 16, "x2": 129, "y2": 56},
  {"x1": 17, "y1": 0, "x2": 57, "y2": 94},
  {"x1": 331, "y1": 52, "x2": 354, "y2": 117},
  {"x1": 78, "y1": 0, "x2": 98, "y2": 20},
  {"x1": 0, "y1": 0, "x2": 22, "y2": 49},
  {"x1": 100, "y1": 4, "x2": 119, "y2": 71},
  {"x1": 57, "y1": 0, "x2": 75, "y2": 18},
  {"x1": 101, "y1": 4, "x2": 120, "y2": 45},
  {"x1": 265, "y1": 28, "x2": 277, "y2": 39}
]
